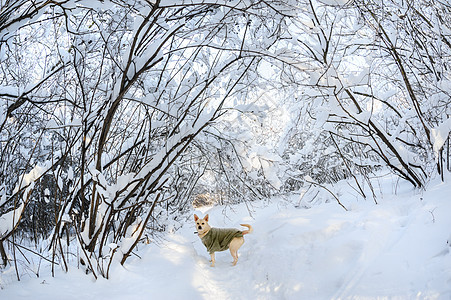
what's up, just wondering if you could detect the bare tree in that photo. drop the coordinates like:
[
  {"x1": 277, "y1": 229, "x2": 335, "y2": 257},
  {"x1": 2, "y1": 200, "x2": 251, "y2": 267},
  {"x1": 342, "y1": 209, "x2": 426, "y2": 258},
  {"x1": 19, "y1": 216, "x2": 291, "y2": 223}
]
[
  {"x1": 0, "y1": 0, "x2": 292, "y2": 279},
  {"x1": 278, "y1": 0, "x2": 450, "y2": 191}
]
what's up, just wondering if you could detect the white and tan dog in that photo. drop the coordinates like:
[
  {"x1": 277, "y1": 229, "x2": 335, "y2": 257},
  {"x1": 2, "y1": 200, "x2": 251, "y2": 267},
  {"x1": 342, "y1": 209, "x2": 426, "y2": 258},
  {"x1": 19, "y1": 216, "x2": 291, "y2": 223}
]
[{"x1": 194, "y1": 214, "x2": 253, "y2": 267}]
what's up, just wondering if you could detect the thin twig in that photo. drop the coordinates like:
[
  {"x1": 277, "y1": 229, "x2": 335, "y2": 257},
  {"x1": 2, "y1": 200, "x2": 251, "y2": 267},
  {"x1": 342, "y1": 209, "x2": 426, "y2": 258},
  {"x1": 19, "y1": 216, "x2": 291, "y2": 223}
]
[
  {"x1": 305, "y1": 179, "x2": 348, "y2": 211},
  {"x1": 7, "y1": 239, "x2": 59, "y2": 265}
]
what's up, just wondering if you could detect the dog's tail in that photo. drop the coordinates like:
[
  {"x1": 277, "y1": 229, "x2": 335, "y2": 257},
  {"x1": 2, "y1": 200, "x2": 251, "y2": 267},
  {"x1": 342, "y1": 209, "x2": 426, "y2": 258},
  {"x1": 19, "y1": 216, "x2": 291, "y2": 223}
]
[{"x1": 240, "y1": 224, "x2": 253, "y2": 235}]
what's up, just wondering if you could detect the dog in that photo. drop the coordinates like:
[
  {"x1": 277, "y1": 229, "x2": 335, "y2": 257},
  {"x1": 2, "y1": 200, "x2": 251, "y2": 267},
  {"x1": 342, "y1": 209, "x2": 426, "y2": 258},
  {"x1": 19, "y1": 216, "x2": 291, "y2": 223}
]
[{"x1": 194, "y1": 214, "x2": 253, "y2": 267}]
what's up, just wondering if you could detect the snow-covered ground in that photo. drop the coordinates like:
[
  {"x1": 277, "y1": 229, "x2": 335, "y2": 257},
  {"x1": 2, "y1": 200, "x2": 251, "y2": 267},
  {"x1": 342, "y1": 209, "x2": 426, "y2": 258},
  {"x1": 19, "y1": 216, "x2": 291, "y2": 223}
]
[{"x1": 1, "y1": 173, "x2": 451, "y2": 299}]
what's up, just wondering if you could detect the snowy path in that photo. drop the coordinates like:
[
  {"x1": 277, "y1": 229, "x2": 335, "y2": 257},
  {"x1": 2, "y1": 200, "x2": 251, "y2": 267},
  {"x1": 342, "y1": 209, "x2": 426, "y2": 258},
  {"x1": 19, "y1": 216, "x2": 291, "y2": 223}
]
[{"x1": 1, "y1": 178, "x2": 451, "y2": 299}]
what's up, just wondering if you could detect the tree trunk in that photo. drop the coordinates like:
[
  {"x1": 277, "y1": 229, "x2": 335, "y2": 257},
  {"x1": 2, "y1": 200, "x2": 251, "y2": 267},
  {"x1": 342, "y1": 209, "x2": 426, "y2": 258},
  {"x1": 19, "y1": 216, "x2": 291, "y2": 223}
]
[{"x1": 0, "y1": 240, "x2": 8, "y2": 267}]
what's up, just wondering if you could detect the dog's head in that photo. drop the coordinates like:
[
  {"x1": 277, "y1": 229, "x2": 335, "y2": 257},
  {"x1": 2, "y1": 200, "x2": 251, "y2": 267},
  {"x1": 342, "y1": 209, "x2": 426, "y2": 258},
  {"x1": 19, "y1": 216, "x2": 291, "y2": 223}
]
[{"x1": 194, "y1": 214, "x2": 211, "y2": 235}]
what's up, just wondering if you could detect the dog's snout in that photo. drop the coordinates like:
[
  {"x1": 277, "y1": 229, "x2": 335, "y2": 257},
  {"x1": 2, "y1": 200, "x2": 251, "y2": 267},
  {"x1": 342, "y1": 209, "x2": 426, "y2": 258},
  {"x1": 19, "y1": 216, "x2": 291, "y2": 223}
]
[{"x1": 198, "y1": 225, "x2": 202, "y2": 230}]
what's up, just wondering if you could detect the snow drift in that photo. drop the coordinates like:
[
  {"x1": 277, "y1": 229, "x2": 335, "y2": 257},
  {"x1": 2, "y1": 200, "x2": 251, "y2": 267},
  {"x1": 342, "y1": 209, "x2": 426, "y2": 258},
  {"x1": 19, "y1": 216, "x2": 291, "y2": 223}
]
[{"x1": 1, "y1": 173, "x2": 451, "y2": 299}]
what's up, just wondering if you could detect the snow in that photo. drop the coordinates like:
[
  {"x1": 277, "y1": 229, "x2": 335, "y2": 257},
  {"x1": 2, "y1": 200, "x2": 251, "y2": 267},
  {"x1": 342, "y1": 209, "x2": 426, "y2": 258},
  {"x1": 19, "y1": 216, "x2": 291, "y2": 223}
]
[
  {"x1": 160, "y1": 0, "x2": 246, "y2": 9},
  {"x1": 0, "y1": 85, "x2": 18, "y2": 96},
  {"x1": 431, "y1": 118, "x2": 451, "y2": 159},
  {"x1": 75, "y1": 0, "x2": 115, "y2": 10},
  {"x1": 13, "y1": 162, "x2": 52, "y2": 194},
  {"x1": 1, "y1": 174, "x2": 451, "y2": 299},
  {"x1": 0, "y1": 203, "x2": 25, "y2": 238},
  {"x1": 318, "y1": 0, "x2": 350, "y2": 5}
]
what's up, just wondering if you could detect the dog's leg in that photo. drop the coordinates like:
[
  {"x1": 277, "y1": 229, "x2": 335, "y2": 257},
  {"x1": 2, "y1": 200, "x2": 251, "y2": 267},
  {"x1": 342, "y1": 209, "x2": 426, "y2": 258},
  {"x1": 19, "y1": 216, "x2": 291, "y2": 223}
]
[
  {"x1": 210, "y1": 253, "x2": 215, "y2": 267},
  {"x1": 230, "y1": 248, "x2": 238, "y2": 266},
  {"x1": 229, "y1": 237, "x2": 244, "y2": 266}
]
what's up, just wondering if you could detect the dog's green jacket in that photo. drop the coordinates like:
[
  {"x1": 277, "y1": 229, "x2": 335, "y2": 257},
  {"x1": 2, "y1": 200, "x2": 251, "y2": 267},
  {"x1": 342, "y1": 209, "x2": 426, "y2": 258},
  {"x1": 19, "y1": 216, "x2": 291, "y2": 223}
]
[{"x1": 201, "y1": 228, "x2": 243, "y2": 253}]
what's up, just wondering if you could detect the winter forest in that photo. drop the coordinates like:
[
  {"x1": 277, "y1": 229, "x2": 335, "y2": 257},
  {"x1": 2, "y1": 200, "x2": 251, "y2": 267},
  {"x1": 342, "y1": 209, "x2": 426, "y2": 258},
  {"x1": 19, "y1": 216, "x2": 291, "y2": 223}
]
[{"x1": 0, "y1": 0, "x2": 450, "y2": 298}]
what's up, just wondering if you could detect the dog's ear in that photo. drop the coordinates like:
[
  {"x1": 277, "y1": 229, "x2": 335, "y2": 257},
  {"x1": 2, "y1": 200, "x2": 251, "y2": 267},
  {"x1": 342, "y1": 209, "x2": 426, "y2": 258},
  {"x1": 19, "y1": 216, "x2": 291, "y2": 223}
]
[
  {"x1": 194, "y1": 214, "x2": 199, "y2": 221},
  {"x1": 204, "y1": 214, "x2": 209, "y2": 222}
]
